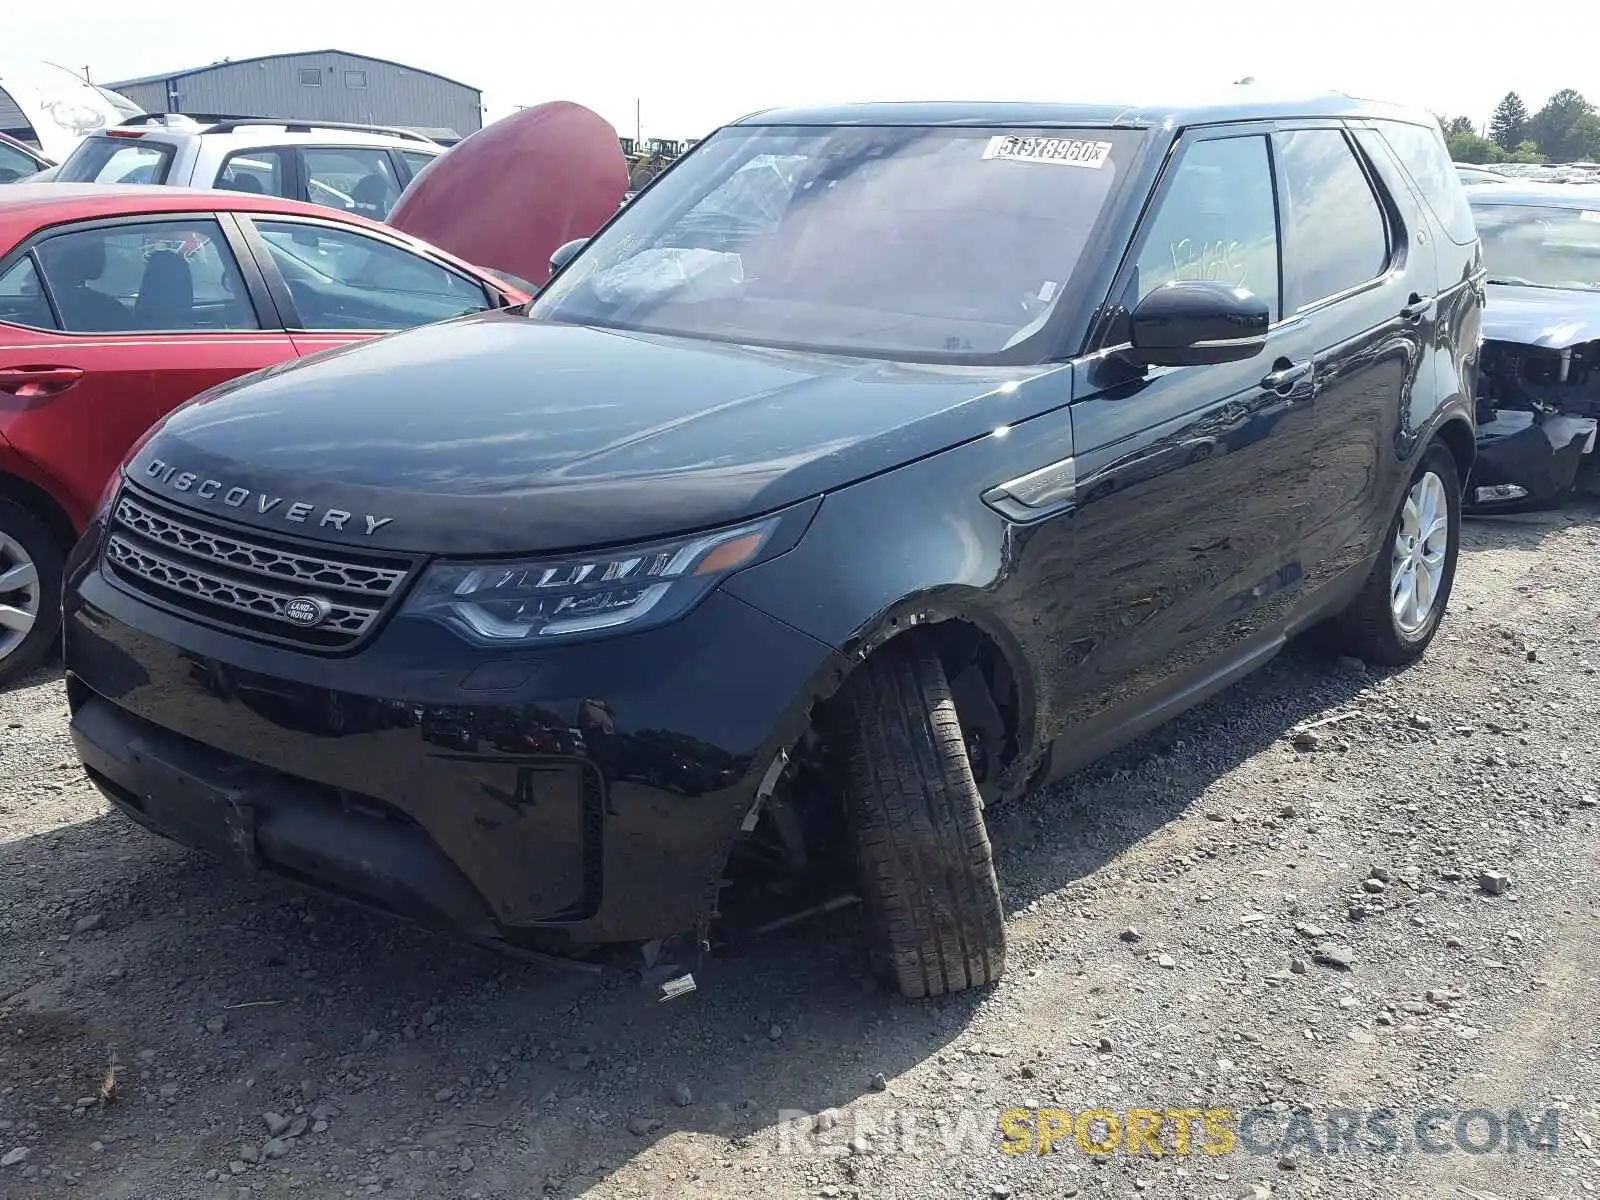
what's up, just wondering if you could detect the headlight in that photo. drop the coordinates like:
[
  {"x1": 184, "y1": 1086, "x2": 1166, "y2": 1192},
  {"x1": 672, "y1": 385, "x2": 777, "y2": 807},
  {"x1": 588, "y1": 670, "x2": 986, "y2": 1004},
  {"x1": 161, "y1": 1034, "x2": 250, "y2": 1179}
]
[{"x1": 402, "y1": 517, "x2": 782, "y2": 643}]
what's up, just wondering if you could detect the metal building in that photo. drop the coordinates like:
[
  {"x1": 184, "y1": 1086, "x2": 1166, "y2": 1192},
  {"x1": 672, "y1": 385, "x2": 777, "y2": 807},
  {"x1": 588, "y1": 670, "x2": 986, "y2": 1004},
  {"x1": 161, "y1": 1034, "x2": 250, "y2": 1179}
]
[{"x1": 108, "y1": 50, "x2": 482, "y2": 143}]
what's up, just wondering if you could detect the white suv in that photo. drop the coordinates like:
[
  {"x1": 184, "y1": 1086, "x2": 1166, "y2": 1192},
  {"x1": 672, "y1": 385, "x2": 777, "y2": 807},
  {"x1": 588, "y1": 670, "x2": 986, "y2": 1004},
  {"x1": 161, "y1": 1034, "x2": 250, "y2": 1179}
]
[{"x1": 48, "y1": 115, "x2": 445, "y2": 221}]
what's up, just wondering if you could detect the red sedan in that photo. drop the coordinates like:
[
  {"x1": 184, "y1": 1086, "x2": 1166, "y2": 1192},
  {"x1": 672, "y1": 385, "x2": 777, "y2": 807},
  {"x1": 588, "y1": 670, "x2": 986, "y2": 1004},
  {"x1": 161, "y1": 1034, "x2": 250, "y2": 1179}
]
[{"x1": 0, "y1": 184, "x2": 528, "y2": 683}]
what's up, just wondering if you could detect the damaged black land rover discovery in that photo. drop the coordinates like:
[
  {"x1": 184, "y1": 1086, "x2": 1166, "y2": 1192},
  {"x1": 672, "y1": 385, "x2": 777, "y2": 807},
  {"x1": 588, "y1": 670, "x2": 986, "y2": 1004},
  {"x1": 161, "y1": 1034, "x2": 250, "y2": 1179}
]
[{"x1": 63, "y1": 93, "x2": 1482, "y2": 999}]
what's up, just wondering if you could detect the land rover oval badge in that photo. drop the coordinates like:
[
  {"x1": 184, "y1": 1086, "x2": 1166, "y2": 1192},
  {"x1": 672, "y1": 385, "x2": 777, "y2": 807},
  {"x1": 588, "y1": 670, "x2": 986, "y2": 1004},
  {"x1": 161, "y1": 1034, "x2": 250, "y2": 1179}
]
[{"x1": 283, "y1": 596, "x2": 332, "y2": 628}]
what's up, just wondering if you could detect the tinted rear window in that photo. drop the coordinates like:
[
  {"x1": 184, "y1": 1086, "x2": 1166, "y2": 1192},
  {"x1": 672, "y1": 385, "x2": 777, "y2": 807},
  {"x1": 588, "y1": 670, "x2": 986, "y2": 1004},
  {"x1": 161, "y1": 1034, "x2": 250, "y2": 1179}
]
[
  {"x1": 1375, "y1": 119, "x2": 1477, "y2": 245},
  {"x1": 56, "y1": 136, "x2": 173, "y2": 185}
]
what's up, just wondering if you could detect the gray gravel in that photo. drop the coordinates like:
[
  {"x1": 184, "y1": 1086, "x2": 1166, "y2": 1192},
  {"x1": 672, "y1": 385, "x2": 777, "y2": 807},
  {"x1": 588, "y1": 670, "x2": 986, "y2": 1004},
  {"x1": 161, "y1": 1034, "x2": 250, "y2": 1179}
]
[{"x1": 3, "y1": 503, "x2": 1600, "y2": 1199}]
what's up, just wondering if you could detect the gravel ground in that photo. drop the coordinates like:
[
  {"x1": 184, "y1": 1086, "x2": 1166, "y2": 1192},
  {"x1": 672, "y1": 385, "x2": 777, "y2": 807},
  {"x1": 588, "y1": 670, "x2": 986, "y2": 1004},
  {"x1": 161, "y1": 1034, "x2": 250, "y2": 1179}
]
[{"x1": 3, "y1": 504, "x2": 1600, "y2": 1200}]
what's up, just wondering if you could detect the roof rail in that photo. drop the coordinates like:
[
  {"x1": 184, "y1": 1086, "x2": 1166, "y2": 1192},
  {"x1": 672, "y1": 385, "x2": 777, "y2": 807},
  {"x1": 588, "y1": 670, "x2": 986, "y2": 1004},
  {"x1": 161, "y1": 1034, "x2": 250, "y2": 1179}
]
[
  {"x1": 117, "y1": 112, "x2": 244, "y2": 127},
  {"x1": 200, "y1": 118, "x2": 439, "y2": 144}
]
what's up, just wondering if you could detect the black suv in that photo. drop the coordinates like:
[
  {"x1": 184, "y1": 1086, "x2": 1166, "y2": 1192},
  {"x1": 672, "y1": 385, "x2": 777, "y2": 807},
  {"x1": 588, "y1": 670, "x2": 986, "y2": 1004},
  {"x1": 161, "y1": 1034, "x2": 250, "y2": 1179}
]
[{"x1": 62, "y1": 93, "x2": 1483, "y2": 999}]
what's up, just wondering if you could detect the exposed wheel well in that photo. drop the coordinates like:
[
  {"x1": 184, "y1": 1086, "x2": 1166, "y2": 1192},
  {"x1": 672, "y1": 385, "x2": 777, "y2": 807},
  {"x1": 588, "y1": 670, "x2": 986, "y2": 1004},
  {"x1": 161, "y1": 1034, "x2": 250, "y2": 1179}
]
[
  {"x1": 725, "y1": 617, "x2": 1028, "y2": 927},
  {"x1": 746, "y1": 617, "x2": 1027, "y2": 852},
  {"x1": 912, "y1": 620, "x2": 1026, "y2": 793},
  {"x1": 0, "y1": 473, "x2": 75, "y2": 550}
]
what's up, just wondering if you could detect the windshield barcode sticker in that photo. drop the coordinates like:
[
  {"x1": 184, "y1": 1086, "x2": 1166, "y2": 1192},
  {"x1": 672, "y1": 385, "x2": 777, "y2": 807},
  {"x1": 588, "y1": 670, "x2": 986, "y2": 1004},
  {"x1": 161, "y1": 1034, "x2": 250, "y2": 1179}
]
[
  {"x1": 1581, "y1": 210, "x2": 1600, "y2": 223},
  {"x1": 982, "y1": 135, "x2": 1112, "y2": 168}
]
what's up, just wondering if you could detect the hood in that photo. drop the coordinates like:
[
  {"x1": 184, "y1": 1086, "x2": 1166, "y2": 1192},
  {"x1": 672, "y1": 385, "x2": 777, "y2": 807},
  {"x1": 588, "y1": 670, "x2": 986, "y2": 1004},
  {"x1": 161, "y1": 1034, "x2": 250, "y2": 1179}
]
[
  {"x1": 1483, "y1": 283, "x2": 1600, "y2": 350},
  {"x1": 0, "y1": 61, "x2": 143, "y2": 160},
  {"x1": 128, "y1": 314, "x2": 1067, "y2": 555},
  {"x1": 388, "y1": 102, "x2": 628, "y2": 288}
]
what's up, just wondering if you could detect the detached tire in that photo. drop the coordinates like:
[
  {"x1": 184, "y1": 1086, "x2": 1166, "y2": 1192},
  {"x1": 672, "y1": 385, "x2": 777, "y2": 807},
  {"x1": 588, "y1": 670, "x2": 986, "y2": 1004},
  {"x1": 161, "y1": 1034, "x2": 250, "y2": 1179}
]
[
  {"x1": 838, "y1": 641, "x2": 1006, "y2": 998},
  {"x1": 1326, "y1": 442, "x2": 1461, "y2": 667},
  {"x1": 0, "y1": 498, "x2": 63, "y2": 688}
]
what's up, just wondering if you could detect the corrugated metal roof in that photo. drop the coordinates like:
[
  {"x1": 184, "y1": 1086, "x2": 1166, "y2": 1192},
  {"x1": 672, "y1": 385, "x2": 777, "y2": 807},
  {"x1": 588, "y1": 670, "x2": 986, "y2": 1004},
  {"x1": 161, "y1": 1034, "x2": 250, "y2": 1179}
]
[{"x1": 110, "y1": 50, "x2": 479, "y2": 96}]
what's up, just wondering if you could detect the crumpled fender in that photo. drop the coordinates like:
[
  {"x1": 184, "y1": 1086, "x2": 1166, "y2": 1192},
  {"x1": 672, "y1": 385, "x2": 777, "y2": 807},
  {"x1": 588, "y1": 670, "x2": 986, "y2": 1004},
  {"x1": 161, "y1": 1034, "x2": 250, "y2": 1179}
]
[{"x1": 1467, "y1": 410, "x2": 1596, "y2": 512}]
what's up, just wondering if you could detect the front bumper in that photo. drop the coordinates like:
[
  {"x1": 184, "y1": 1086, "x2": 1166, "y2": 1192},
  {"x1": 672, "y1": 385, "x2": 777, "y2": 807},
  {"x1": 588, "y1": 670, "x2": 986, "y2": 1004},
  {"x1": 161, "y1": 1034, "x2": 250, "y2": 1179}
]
[
  {"x1": 1467, "y1": 410, "x2": 1598, "y2": 514},
  {"x1": 64, "y1": 524, "x2": 847, "y2": 950}
]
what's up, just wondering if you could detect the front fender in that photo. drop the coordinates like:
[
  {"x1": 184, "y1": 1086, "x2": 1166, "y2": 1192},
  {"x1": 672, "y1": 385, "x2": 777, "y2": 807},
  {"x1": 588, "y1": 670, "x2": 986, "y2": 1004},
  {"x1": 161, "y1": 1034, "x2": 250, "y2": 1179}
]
[{"x1": 722, "y1": 393, "x2": 1075, "y2": 774}]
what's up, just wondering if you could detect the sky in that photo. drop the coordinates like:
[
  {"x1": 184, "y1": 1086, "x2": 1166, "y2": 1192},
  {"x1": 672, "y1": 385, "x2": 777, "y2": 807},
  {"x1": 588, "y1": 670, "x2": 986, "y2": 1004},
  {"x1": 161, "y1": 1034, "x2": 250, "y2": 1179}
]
[{"x1": 10, "y1": 0, "x2": 1591, "y2": 141}]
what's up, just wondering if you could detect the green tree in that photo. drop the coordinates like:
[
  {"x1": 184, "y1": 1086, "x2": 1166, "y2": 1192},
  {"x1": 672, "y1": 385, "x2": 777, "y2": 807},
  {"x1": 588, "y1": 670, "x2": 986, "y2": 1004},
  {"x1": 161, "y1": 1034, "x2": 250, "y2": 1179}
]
[
  {"x1": 1526, "y1": 89, "x2": 1600, "y2": 162},
  {"x1": 1508, "y1": 140, "x2": 1545, "y2": 164},
  {"x1": 1446, "y1": 116, "x2": 1476, "y2": 136},
  {"x1": 1489, "y1": 92, "x2": 1529, "y2": 150},
  {"x1": 1447, "y1": 131, "x2": 1502, "y2": 163}
]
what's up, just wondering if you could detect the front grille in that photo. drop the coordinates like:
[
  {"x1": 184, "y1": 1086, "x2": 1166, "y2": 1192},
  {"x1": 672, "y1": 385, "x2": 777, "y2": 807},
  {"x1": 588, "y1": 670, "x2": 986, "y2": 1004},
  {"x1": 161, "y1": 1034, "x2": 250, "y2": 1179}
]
[
  {"x1": 114, "y1": 496, "x2": 406, "y2": 595},
  {"x1": 103, "y1": 489, "x2": 416, "y2": 650}
]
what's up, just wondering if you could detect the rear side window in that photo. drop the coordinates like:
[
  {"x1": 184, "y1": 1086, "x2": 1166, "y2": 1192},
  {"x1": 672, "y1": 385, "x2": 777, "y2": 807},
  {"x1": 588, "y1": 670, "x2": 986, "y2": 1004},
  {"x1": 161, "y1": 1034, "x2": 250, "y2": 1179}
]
[
  {"x1": 0, "y1": 254, "x2": 57, "y2": 329},
  {"x1": 301, "y1": 147, "x2": 401, "y2": 219},
  {"x1": 32, "y1": 220, "x2": 260, "y2": 333},
  {"x1": 55, "y1": 136, "x2": 173, "y2": 185},
  {"x1": 1129, "y1": 134, "x2": 1281, "y2": 319},
  {"x1": 1373, "y1": 119, "x2": 1477, "y2": 246},
  {"x1": 400, "y1": 149, "x2": 439, "y2": 181},
  {"x1": 1275, "y1": 129, "x2": 1389, "y2": 311},
  {"x1": 218, "y1": 149, "x2": 291, "y2": 197},
  {"x1": 253, "y1": 219, "x2": 489, "y2": 330}
]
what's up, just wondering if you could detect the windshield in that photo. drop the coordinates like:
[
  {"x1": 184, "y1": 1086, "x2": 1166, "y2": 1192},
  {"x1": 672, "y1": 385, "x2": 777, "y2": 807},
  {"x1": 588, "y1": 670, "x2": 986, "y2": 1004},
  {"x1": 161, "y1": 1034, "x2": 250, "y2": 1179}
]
[
  {"x1": 1472, "y1": 201, "x2": 1600, "y2": 291},
  {"x1": 529, "y1": 124, "x2": 1139, "y2": 361},
  {"x1": 56, "y1": 135, "x2": 173, "y2": 185}
]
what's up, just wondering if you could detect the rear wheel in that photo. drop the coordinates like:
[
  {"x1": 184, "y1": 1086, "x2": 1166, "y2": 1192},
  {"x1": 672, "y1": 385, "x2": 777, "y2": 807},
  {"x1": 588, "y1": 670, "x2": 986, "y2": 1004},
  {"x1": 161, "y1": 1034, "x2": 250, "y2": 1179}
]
[
  {"x1": 0, "y1": 498, "x2": 63, "y2": 687},
  {"x1": 1326, "y1": 442, "x2": 1461, "y2": 667},
  {"x1": 836, "y1": 640, "x2": 1006, "y2": 998}
]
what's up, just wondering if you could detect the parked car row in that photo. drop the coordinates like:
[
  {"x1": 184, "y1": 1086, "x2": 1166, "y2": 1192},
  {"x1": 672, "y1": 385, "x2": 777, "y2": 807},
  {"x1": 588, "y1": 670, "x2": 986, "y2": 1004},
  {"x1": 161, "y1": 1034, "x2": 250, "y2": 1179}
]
[
  {"x1": 1473, "y1": 160, "x2": 1600, "y2": 186},
  {"x1": 44, "y1": 114, "x2": 445, "y2": 221},
  {"x1": 1455, "y1": 162, "x2": 1510, "y2": 186},
  {"x1": 43, "y1": 90, "x2": 1485, "y2": 1000}
]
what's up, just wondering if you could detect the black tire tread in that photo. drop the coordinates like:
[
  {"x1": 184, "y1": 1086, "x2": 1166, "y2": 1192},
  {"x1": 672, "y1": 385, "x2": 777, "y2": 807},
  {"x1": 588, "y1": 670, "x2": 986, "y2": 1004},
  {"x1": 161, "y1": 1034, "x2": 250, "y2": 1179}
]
[
  {"x1": 0, "y1": 497, "x2": 64, "y2": 688},
  {"x1": 839, "y1": 641, "x2": 1005, "y2": 998}
]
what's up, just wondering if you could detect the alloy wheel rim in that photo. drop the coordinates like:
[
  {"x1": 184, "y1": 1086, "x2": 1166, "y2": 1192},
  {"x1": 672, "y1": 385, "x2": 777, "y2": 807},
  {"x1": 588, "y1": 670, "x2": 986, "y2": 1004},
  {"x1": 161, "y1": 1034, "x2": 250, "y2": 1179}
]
[
  {"x1": 0, "y1": 531, "x2": 41, "y2": 664},
  {"x1": 1390, "y1": 471, "x2": 1449, "y2": 636}
]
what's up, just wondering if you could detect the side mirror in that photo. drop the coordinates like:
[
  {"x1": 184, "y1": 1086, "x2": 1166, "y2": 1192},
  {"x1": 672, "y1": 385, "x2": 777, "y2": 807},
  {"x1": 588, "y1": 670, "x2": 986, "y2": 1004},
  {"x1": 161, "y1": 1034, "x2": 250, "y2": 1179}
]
[
  {"x1": 1125, "y1": 281, "x2": 1269, "y2": 368},
  {"x1": 549, "y1": 237, "x2": 588, "y2": 278}
]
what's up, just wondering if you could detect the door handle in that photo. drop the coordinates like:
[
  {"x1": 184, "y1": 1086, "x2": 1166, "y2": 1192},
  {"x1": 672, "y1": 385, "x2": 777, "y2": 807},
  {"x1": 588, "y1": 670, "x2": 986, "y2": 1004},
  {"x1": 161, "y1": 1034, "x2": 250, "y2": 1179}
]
[
  {"x1": 0, "y1": 365, "x2": 85, "y2": 398},
  {"x1": 1400, "y1": 293, "x2": 1434, "y2": 321},
  {"x1": 1260, "y1": 359, "x2": 1313, "y2": 393}
]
